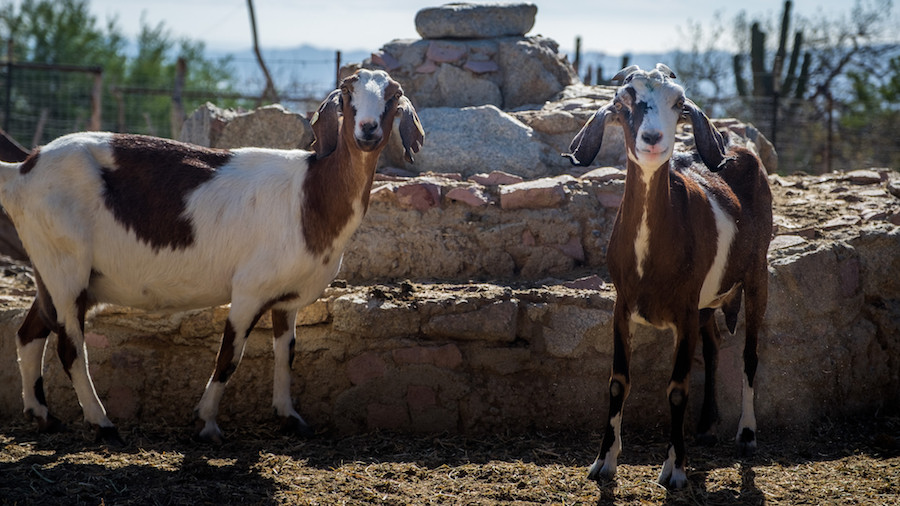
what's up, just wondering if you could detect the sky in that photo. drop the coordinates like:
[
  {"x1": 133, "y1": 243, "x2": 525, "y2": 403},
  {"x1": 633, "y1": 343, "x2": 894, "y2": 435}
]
[{"x1": 83, "y1": 0, "x2": 876, "y2": 57}]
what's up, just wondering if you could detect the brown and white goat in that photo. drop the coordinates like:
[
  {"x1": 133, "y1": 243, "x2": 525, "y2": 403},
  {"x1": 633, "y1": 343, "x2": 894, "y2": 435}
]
[
  {"x1": 0, "y1": 69, "x2": 424, "y2": 444},
  {"x1": 564, "y1": 64, "x2": 772, "y2": 489}
]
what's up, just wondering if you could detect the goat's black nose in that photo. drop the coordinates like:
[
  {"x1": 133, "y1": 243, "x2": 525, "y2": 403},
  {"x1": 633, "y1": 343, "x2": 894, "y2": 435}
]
[
  {"x1": 641, "y1": 130, "x2": 663, "y2": 145},
  {"x1": 360, "y1": 121, "x2": 378, "y2": 138}
]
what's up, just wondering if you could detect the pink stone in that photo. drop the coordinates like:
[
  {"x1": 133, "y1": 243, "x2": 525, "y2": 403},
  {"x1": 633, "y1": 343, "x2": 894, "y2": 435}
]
[
  {"x1": 407, "y1": 385, "x2": 437, "y2": 411},
  {"x1": 562, "y1": 274, "x2": 606, "y2": 291},
  {"x1": 371, "y1": 51, "x2": 401, "y2": 71},
  {"x1": 84, "y1": 332, "x2": 109, "y2": 348},
  {"x1": 499, "y1": 177, "x2": 571, "y2": 210},
  {"x1": 464, "y1": 60, "x2": 499, "y2": 74},
  {"x1": 521, "y1": 229, "x2": 536, "y2": 246},
  {"x1": 556, "y1": 236, "x2": 585, "y2": 262},
  {"x1": 470, "y1": 171, "x2": 523, "y2": 186},
  {"x1": 427, "y1": 42, "x2": 467, "y2": 63},
  {"x1": 396, "y1": 182, "x2": 442, "y2": 212},
  {"x1": 346, "y1": 352, "x2": 386, "y2": 386},
  {"x1": 415, "y1": 60, "x2": 439, "y2": 74},
  {"x1": 446, "y1": 186, "x2": 490, "y2": 207},
  {"x1": 596, "y1": 191, "x2": 623, "y2": 208}
]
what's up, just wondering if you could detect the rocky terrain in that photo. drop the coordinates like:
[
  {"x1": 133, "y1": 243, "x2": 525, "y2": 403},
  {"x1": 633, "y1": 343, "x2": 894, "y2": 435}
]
[{"x1": 0, "y1": 3, "x2": 898, "y2": 505}]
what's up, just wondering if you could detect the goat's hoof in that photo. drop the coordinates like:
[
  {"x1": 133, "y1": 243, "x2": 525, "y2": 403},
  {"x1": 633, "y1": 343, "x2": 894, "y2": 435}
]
[
  {"x1": 279, "y1": 415, "x2": 315, "y2": 438},
  {"x1": 587, "y1": 459, "x2": 616, "y2": 486},
  {"x1": 95, "y1": 426, "x2": 125, "y2": 447},
  {"x1": 33, "y1": 413, "x2": 66, "y2": 434},
  {"x1": 658, "y1": 465, "x2": 689, "y2": 490},
  {"x1": 193, "y1": 419, "x2": 225, "y2": 445},
  {"x1": 737, "y1": 428, "x2": 757, "y2": 457}
]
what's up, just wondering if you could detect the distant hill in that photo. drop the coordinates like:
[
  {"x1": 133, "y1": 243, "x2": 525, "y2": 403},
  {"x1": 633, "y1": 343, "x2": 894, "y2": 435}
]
[
  {"x1": 208, "y1": 44, "x2": 372, "y2": 102},
  {"x1": 208, "y1": 44, "x2": 693, "y2": 110}
]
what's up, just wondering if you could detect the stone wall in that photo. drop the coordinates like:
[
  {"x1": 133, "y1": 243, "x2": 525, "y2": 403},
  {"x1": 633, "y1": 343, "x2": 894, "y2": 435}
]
[
  {"x1": 0, "y1": 169, "x2": 897, "y2": 437},
  {"x1": 0, "y1": 3, "x2": 896, "y2": 439}
]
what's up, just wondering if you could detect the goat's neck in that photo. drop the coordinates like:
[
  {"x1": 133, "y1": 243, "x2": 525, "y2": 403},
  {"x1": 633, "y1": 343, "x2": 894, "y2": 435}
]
[
  {"x1": 612, "y1": 158, "x2": 675, "y2": 280},
  {"x1": 311, "y1": 137, "x2": 380, "y2": 209},
  {"x1": 300, "y1": 136, "x2": 382, "y2": 257},
  {"x1": 621, "y1": 159, "x2": 673, "y2": 226}
]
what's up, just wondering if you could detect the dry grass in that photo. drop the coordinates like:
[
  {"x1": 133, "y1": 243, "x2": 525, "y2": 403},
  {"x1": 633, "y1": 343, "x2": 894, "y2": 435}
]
[{"x1": 1, "y1": 414, "x2": 897, "y2": 505}]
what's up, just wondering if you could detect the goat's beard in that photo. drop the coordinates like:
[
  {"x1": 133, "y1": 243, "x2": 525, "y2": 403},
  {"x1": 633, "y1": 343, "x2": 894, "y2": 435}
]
[{"x1": 355, "y1": 137, "x2": 382, "y2": 151}]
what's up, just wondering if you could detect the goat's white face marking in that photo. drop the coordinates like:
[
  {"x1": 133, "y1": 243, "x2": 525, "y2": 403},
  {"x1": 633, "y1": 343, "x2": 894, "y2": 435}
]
[
  {"x1": 619, "y1": 70, "x2": 686, "y2": 174},
  {"x1": 348, "y1": 69, "x2": 392, "y2": 149}
]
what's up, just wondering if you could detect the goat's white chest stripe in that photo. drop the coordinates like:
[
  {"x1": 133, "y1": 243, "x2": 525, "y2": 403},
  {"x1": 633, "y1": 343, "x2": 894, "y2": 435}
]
[
  {"x1": 634, "y1": 210, "x2": 650, "y2": 278},
  {"x1": 698, "y1": 196, "x2": 736, "y2": 307}
]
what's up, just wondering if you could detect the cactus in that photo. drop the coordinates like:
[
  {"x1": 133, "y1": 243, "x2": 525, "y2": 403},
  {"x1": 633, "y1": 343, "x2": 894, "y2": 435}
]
[{"x1": 734, "y1": 0, "x2": 810, "y2": 100}]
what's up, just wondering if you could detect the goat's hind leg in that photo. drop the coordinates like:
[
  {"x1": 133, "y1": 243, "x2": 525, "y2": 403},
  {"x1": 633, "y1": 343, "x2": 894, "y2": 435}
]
[
  {"x1": 271, "y1": 308, "x2": 313, "y2": 437},
  {"x1": 16, "y1": 299, "x2": 64, "y2": 433},
  {"x1": 737, "y1": 284, "x2": 764, "y2": 457},
  {"x1": 57, "y1": 290, "x2": 122, "y2": 445},
  {"x1": 696, "y1": 308, "x2": 721, "y2": 446},
  {"x1": 588, "y1": 302, "x2": 632, "y2": 485}
]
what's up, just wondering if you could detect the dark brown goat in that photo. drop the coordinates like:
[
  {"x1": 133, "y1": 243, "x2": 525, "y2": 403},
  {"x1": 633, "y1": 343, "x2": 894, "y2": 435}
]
[{"x1": 565, "y1": 64, "x2": 772, "y2": 489}]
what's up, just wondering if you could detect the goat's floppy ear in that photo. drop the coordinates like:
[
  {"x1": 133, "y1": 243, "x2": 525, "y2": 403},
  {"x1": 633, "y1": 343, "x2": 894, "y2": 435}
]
[
  {"x1": 562, "y1": 104, "x2": 615, "y2": 167},
  {"x1": 684, "y1": 99, "x2": 729, "y2": 172},
  {"x1": 311, "y1": 89, "x2": 342, "y2": 160},
  {"x1": 397, "y1": 96, "x2": 424, "y2": 163}
]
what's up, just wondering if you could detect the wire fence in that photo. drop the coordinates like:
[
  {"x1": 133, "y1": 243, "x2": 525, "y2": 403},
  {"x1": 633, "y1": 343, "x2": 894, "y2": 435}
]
[
  {"x1": 1, "y1": 61, "x2": 897, "y2": 174},
  {"x1": 707, "y1": 94, "x2": 900, "y2": 174},
  {"x1": 0, "y1": 60, "x2": 328, "y2": 147}
]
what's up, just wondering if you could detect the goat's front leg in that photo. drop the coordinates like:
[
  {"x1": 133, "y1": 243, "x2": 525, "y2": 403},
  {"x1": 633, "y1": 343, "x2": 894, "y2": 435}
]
[
  {"x1": 658, "y1": 314, "x2": 699, "y2": 489},
  {"x1": 588, "y1": 300, "x2": 633, "y2": 484},
  {"x1": 271, "y1": 308, "x2": 313, "y2": 437},
  {"x1": 195, "y1": 299, "x2": 263, "y2": 444}
]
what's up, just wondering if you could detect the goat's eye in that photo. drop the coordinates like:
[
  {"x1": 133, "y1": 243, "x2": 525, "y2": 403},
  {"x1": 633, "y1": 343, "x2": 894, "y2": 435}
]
[
  {"x1": 614, "y1": 101, "x2": 624, "y2": 112},
  {"x1": 675, "y1": 98, "x2": 685, "y2": 110}
]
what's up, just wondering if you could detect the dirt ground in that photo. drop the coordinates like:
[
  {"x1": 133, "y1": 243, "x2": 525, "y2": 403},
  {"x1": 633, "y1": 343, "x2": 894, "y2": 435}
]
[{"x1": 0, "y1": 413, "x2": 897, "y2": 505}]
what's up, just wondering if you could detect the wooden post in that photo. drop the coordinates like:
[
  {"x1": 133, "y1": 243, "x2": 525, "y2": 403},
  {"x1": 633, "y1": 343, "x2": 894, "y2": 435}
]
[
  {"x1": 4, "y1": 40, "x2": 13, "y2": 132},
  {"x1": 114, "y1": 88, "x2": 126, "y2": 133},
  {"x1": 171, "y1": 57, "x2": 186, "y2": 138},
  {"x1": 89, "y1": 70, "x2": 102, "y2": 131},
  {"x1": 247, "y1": 0, "x2": 278, "y2": 104},
  {"x1": 335, "y1": 50, "x2": 342, "y2": 89},
  {"x1": 573, "y1": 36, "x2": 581, "y2": 75}
]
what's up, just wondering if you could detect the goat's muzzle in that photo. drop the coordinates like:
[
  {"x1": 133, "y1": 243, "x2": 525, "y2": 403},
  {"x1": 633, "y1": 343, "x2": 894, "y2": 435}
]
[{"x1": 355, "y1": 121, "x2": 383, "y2": 151}]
